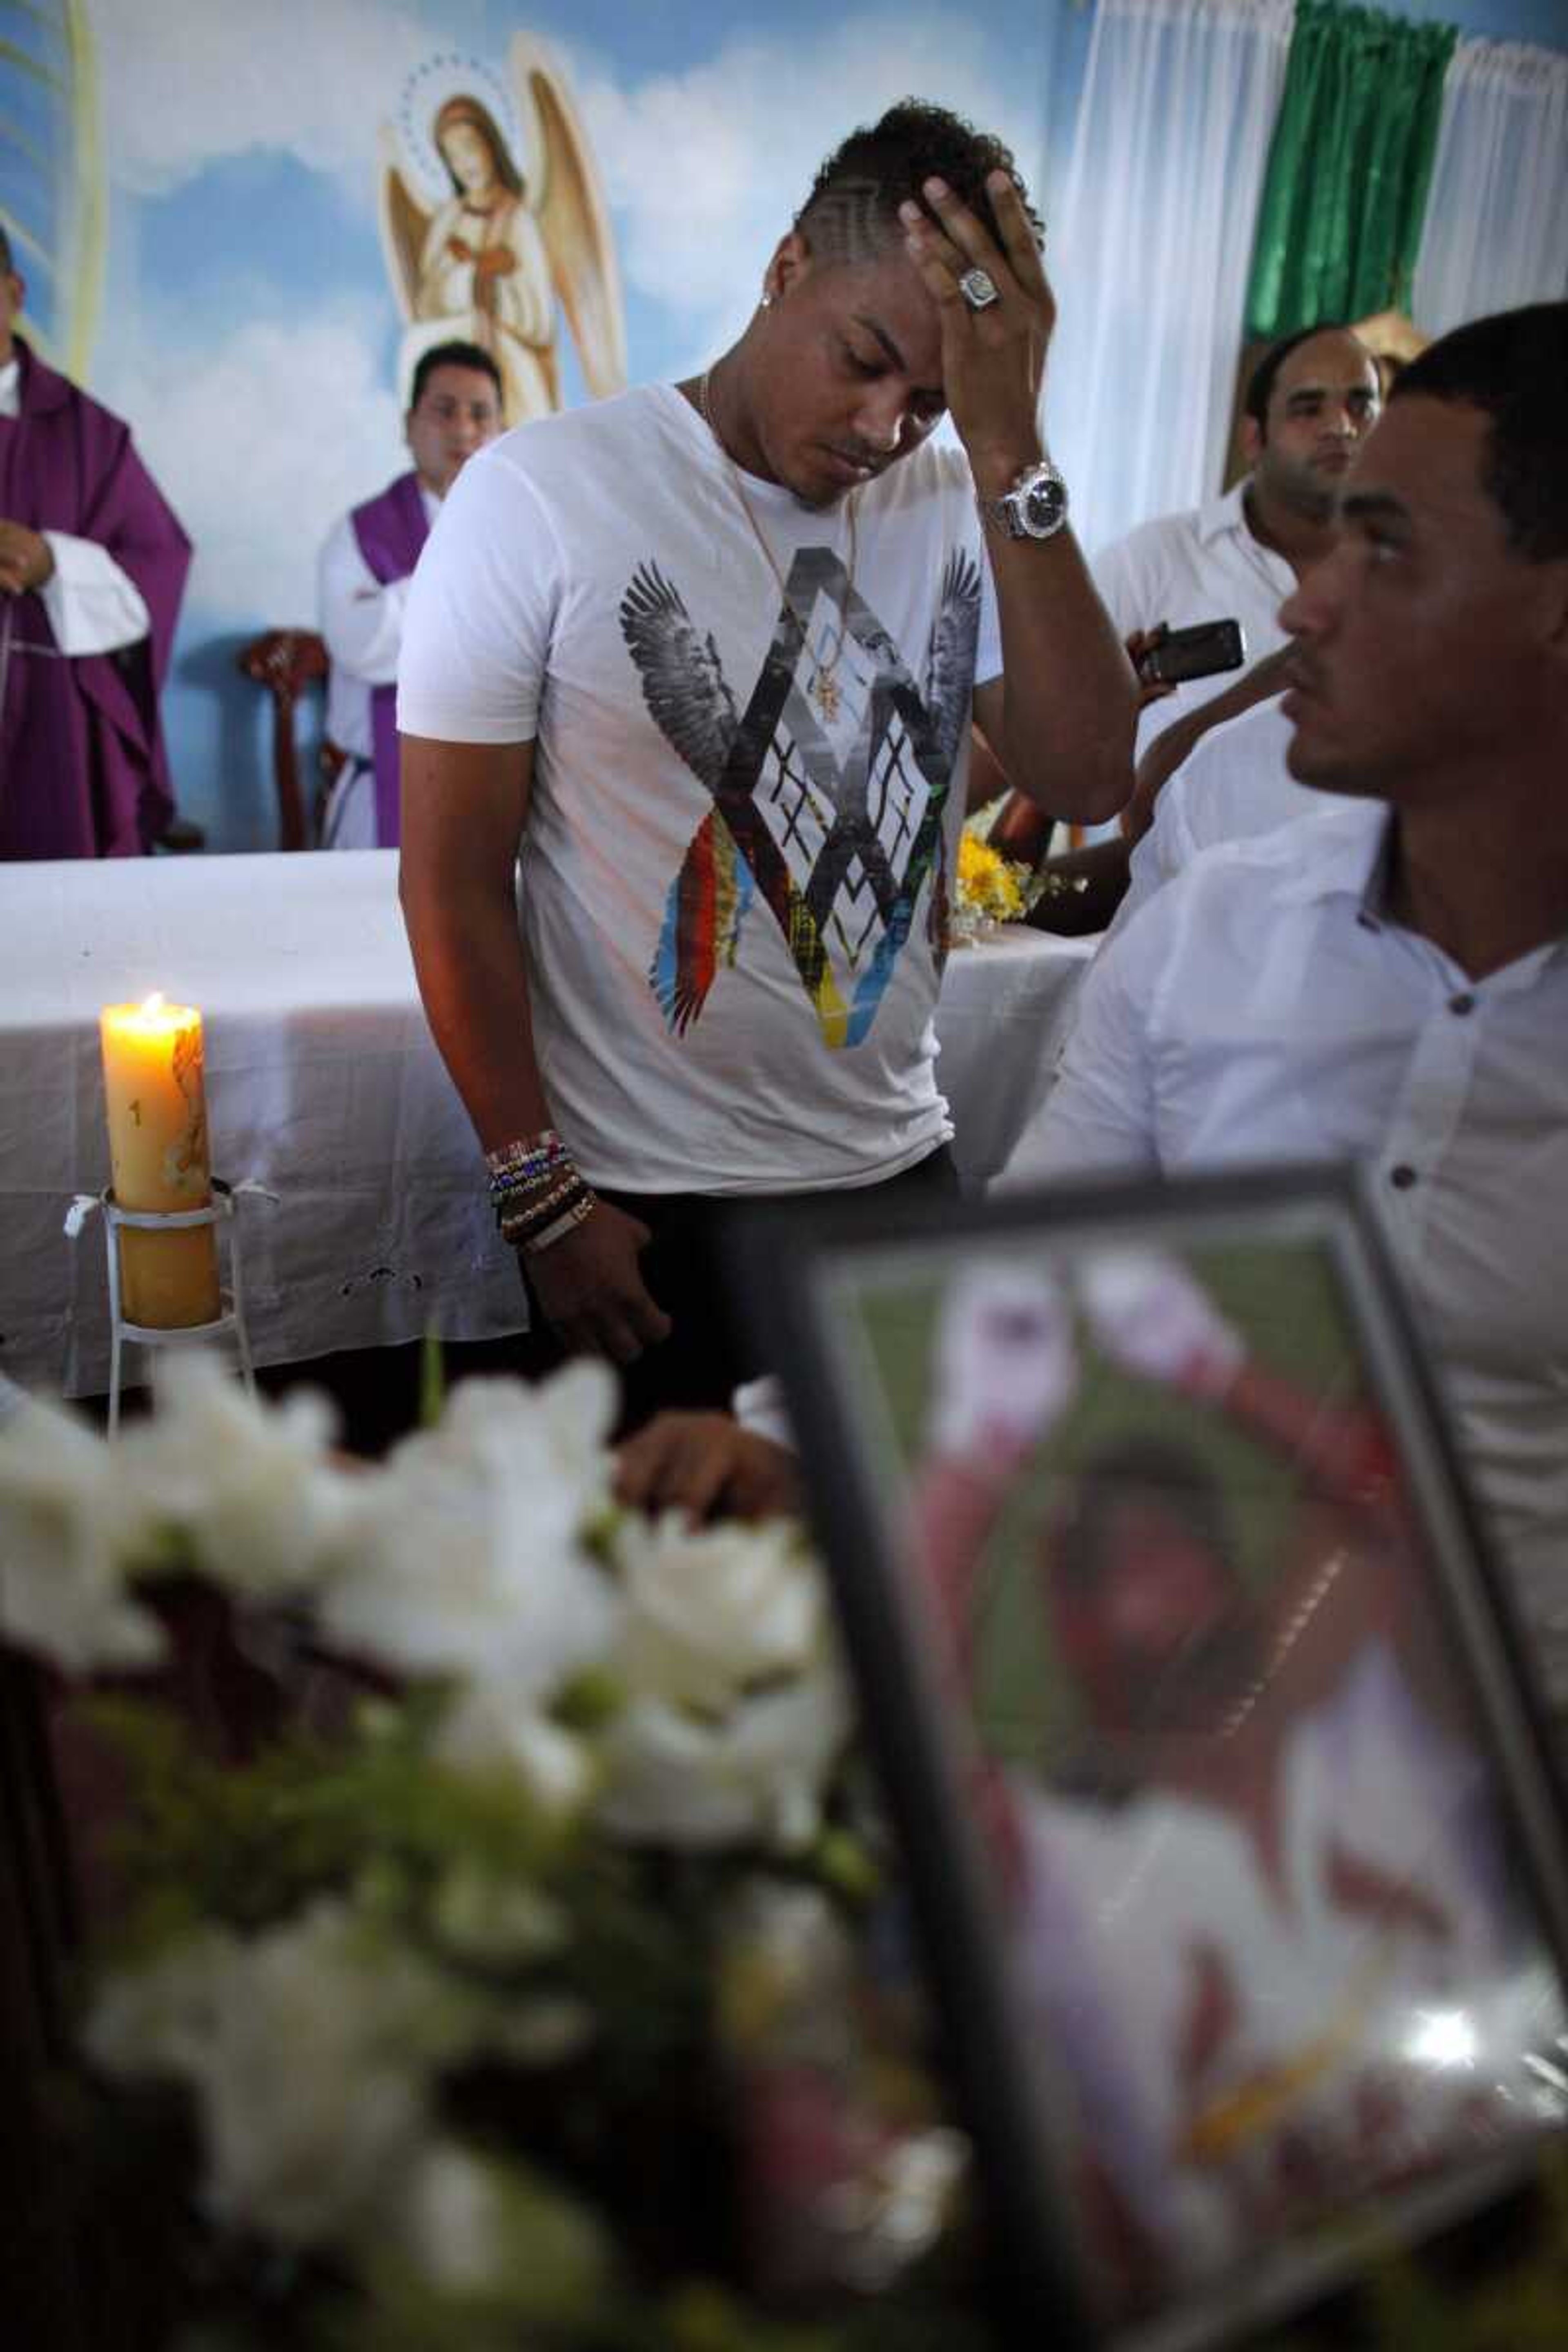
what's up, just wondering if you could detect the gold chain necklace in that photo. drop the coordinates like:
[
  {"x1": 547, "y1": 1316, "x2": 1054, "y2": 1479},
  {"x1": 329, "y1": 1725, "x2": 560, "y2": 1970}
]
[{"x1": 697, "y1": 368, "x2": 859, "y2": 723}]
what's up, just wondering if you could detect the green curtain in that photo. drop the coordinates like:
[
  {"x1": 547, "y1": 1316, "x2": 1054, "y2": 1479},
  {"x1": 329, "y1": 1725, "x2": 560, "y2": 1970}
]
[{"x1": 1245, "y1": 0, "x2": 1457, "y2": 339}]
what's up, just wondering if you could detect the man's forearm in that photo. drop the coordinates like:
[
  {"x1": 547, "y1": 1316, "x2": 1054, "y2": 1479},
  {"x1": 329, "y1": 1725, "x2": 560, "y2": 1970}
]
[
  {"x1": 895, "y1": 173, "x2": 1136, "y2": 831},
  {"x1": 1124, "y1": 648, "x2": 1291, "y2": 843},
  {"x1": 979, "y1": 482, "x2": 1138, "y2": 828},
  {"x1": 401, "y1": 869, "x2": 553, "y2": 1154}
]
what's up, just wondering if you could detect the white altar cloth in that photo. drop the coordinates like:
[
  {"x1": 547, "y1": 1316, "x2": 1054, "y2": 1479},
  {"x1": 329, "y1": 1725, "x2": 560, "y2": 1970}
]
[{"x1": 0, "y1": 854, "x2": 1093, "y2": 1396}]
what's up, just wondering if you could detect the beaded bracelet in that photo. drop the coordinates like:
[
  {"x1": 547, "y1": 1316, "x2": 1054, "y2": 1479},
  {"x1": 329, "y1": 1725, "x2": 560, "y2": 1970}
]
[
  {"x1": 487, "y1": 1129, "x2": 580, "y2": 1227},
  {"x1": 498, "y1": 1174, "x2": 589, "y2": 1248},
  {"x1": 490, "y1": 1147, "x2": 568, "y2": 1195},
  {"x1": 487, "y1": 1129, "x2": 570, "y2": 1191},
  {"x1": 504, "y1": 1194, "x2": 589, "y2": 1248},
  {"x1": 486, "y1": 1127, "x2": 566, "y2": 1172},
  {"x1": 500, "y1": 1166, "x2": 581, "y2": 1222},
  {"x1": 523, "y1": 1191, "x2": 597, "y2": 1256},
  {"x1": 485, "y1": 1129, "x2": 600, "y2": 1256},
  {"x1": 494, "y1": 1160, "x2": 579, "y2": 1215}
]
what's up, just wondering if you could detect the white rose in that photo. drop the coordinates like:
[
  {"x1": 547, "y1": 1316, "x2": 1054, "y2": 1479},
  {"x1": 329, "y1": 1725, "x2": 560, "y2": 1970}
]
[
  {"x1": 0, "y1": 1394, "x2": 165, "y2": 1672},
  {"x1": 612, "y1": 1513, "x2": 828, "y2": 1713},
  {"x1": 597, "y1": 1667, "x2": 851, "y2": 1853},
  {"x1": 85, "y1": 1899, "x2": 465, "y2": 2245},
  {"x1": 516, "y1": 1358, "x2": 619, "y2": 1521},
  {"x1": 321, "y1": 1377, "x2": 621, "y2": 1695},
  {"x1": 435, "y1": 1687, "x2": 597, "y2": 1815},
  {"x1": 405, "y1": 1363, "x2": 617, "y2": 1529},
  {"x1": 120, "y1": 1351, "x2": 357, "y2": 1601},
  {"x1": 322, "y1": 1401, "x2": 620, "y2": 1703},
  {"x1": 324, "y1": 1486, "x2": 618, "y2": 1694}
]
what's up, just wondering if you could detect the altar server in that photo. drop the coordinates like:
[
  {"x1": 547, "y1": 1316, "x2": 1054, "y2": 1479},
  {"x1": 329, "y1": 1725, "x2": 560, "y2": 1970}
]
[{"x1": 317, "y1": 341, "x2": 502, "y2": 848}]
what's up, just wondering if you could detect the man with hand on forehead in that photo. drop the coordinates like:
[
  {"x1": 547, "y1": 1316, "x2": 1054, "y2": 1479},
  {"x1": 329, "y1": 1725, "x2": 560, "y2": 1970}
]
[{"x1": 399, "y1": 101, "x2": 1136, "y2": 1429}]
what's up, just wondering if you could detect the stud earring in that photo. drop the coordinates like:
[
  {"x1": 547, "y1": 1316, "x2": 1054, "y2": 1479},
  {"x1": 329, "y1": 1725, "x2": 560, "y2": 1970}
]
[{"x1": 760, "y1": 291, "x2": 775, "y2": 309}]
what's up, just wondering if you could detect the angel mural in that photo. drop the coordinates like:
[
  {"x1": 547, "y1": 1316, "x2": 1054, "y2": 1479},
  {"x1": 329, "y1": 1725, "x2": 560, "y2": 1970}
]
[{"x1": 380, "y1": 38, "x2": 626, "y2": 425}]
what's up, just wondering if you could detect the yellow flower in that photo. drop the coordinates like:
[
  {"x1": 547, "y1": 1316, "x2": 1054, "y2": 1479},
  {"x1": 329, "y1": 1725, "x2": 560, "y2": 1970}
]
[{"x1": 956, "y1": 828, "x2": 1027, "y2": 923}]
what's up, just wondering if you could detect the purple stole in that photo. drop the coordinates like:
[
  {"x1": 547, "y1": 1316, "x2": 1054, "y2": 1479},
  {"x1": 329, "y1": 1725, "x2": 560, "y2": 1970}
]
[
  {"x1": 0, "y1": 342, "x2": 191, "y2": 860},
  {"x1": 350, "y1": 471, "x2": 431, "y2": 848}
]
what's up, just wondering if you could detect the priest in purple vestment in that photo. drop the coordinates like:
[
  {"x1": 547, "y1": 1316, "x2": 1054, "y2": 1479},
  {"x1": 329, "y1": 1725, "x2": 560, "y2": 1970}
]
[
  {"x1": 0, "y1": 227, "x2": 192, "y2": 861},
  {"x1": 318, "y1": 340, "x2": 503, "y2": 848}
]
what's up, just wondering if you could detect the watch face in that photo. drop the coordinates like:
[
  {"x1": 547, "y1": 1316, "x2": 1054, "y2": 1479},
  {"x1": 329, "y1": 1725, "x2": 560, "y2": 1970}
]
[{"x1": 1021, "y1": 471, "x2": 1068, "y2": 535}]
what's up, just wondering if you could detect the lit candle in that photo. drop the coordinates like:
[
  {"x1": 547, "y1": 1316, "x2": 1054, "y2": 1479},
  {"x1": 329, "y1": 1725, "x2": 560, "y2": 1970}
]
[{"x1": 98, "y1": 994, "x2": 221, "y2": 1328}]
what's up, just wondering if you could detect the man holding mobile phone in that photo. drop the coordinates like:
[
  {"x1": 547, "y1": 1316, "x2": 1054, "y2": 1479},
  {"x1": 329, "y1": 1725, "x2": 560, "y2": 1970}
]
[
  {"x1": 991, "y1": 325, "x2": 1381, "y2": 885},
  {"x1": 1098, "y1": 323, "x2": 1382, "y2": 747}
]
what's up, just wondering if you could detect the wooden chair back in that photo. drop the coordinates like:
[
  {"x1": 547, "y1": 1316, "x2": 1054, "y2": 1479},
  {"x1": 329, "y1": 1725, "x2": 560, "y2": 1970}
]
[{"x1": 235, "y1": 629, "x2": 339, "y2": 851}]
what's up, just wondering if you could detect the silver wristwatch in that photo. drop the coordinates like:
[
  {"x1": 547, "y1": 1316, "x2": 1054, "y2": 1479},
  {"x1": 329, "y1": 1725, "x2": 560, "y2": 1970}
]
[{"x1": 977, "y1": 459, "x2": 1069, "y2": 542}]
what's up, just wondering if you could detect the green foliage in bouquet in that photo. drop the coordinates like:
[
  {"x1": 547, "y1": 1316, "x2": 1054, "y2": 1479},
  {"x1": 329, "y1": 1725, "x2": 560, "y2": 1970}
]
[
  {"x1": 8, "y1": 1352, "x2": 1568, "y2": 2352},
  {"x1": 0, "y1": 1354, "x2": 987, "y2": 2351}
]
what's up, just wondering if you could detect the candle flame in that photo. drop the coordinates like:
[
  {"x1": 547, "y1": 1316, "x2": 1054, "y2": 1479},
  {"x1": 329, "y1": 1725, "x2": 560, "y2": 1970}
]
[{"x1": 105, "y1": 991, "x2": 195, "y2": 1038}]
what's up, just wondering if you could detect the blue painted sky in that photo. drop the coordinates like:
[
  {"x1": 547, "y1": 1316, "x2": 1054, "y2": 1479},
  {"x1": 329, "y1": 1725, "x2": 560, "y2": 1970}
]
[
  {"x1": 65, "y1": 0, "x2": 1062, "y2": 841},
  {"x1": 89, "y1": 0, "x2": 1053, "y2": 608},
  {"x1": 20, "y1": 0, "x2": 1563, "y2": 846}
]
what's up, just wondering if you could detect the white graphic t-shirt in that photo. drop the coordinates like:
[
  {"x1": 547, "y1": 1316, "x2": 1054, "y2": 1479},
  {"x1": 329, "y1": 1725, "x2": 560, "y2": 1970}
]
[{"x1": 398, "y1": 384, "x2": 1002, "y2": 1195}]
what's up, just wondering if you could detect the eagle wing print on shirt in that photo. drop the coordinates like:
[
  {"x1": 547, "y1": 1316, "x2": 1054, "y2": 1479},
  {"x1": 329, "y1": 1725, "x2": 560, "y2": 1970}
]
[
  {"x1": 620, "y1": 545, "x2": 982, "y2": 1049},
  {"x1": 618, "y1": 564, "x2": 750, "y2": 1034},
  {"x1": 921, "y1": 549, "x2": 982, "y2": 953},
  {"x1": 924, "y1": 550, "x2": 982, "y2": 775}
]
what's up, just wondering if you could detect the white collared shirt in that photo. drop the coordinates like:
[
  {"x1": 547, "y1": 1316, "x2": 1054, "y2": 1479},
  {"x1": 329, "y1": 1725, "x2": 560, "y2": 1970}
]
[
  {"x1": 318, "y1": 482, "x2": 440, "y2": 759},
  {"x1": 1114, "y1": 695, "x2": 1319, "y2": 932},
  {"x1": 315, "y1": 482, "x2": 439, "y2": 849},
  {"x1": 0, "y1": 354, "x2": 151, "y2": 655},
  {"x1": 1005, "y1": 799, "x2": 1568, "y2": 1684},
  {"x1": 1094, "y1": 481, "x2": 1296, "y2": 757}
]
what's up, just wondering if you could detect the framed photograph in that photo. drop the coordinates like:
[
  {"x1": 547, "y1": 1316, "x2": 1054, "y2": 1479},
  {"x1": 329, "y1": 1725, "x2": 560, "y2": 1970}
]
[{"x1": 731, "y1": 1166, "x2": 1568, "y2": 2350}]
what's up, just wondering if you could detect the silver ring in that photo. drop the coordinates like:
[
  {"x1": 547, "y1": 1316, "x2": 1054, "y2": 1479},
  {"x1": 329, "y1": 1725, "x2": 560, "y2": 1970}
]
[{"x1": 958, "y1": 266, "x2": 1000, "y2": 312}]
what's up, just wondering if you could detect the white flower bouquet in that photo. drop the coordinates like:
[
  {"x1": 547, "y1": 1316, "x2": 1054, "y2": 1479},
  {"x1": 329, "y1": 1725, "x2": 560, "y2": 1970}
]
[{"x1": 0, "y1": 1355, "x2": 983, "y2": 2352}]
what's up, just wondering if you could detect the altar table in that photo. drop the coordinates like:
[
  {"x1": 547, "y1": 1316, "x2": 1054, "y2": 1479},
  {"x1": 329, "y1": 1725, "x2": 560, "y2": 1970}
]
[{"x1": 0, "y1": 855, "x2": 1095, "y2": 1396}]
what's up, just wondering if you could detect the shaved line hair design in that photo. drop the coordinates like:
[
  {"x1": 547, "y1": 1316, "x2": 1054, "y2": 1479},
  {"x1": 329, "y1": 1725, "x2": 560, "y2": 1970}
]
[{"x1": 795, "y1": 100, "x2": 1043, "y2": 272}]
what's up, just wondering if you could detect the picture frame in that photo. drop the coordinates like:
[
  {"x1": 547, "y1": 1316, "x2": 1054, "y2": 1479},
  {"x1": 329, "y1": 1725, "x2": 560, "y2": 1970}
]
[{"x1": 730, "y1": 1165, "x2": 1568, "y2": 2350}]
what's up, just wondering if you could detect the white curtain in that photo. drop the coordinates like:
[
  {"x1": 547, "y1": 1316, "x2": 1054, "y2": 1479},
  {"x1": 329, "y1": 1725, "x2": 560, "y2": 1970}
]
[
  {"x1": 1048, "y1": 0, "x2": 1294, "y2": 559},
  {"x1": 1412, "y1": 40, "x2": 1568, "y2": 336}
]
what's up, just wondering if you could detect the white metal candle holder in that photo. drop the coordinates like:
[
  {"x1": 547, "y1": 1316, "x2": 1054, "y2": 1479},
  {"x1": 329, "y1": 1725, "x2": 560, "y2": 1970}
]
[{"x1": 64, "y1": 1178, "x2": 276, "y2": 1434}]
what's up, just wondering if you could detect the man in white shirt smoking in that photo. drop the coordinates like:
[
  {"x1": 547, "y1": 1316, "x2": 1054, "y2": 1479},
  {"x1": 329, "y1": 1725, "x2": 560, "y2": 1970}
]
[{"x1": 1007, "y1": 302, "x2": 1568, "y2": 1690}]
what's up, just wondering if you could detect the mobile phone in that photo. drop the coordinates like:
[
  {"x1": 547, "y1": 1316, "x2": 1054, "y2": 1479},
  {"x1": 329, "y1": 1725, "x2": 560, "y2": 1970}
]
[{"x1": 1136, "y1": 617, "x2": 1247, "y2": 686}]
